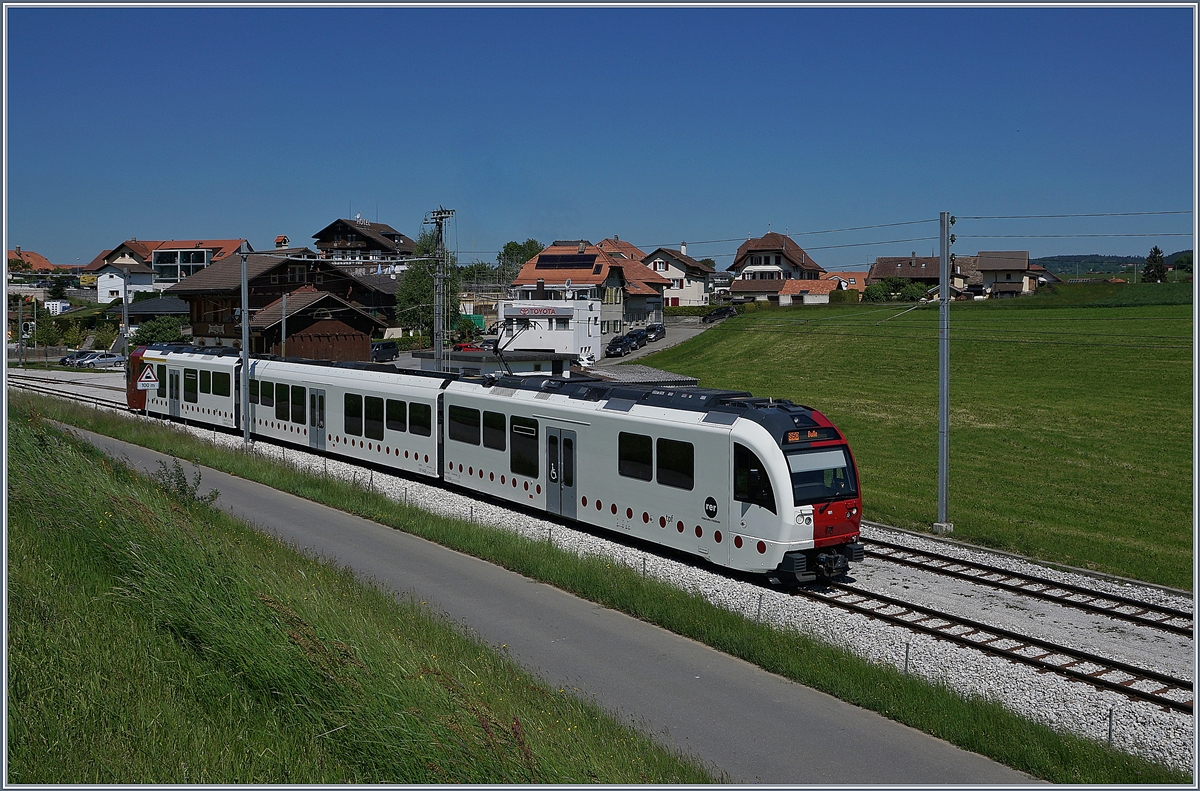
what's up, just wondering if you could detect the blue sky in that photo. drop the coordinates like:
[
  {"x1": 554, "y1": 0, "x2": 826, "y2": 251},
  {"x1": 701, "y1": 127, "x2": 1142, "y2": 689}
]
[{"x1": 5, "y1": 6, "x2": 1195, "y2": 270}]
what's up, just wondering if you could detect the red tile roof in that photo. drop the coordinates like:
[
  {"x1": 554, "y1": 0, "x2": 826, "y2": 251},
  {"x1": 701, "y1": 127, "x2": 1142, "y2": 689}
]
[
  {"x1": 781, "y1": 279, "x2": 841, "y2": 296},
  {"x1": 821, "y1": 271, "x2": 868, "y2": 292},
  {"x1": 7, "y1": 249, "x2": 57, "y2": 271},
  {"x1": 83, "y1": 238, "x2": 248, "y2": 271},
  {"x1": 511, "y1": 240, "x2": 668, "y2": 296},
  {"x1": 596, "y1": 237, "x2": 647, "y2": 262},
  {"x1": 731, "y1": 232, "x2": 823, "y2": 274}
]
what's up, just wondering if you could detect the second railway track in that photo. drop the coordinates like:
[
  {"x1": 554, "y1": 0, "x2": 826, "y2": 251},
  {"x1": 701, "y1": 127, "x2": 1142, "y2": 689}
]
[
  {"x1": 862, "y1": 537, "x2": 1194, "y2": 637},
  {"x1": 793, "y1": 581, "x2": 1193, "y2": 714}
]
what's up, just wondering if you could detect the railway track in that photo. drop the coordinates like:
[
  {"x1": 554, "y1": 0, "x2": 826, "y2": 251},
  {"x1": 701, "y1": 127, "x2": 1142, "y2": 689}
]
[
  {"x1": 793, "y1": 581, "x2": 1193, "y2": 714},
  {"x1": 7, "y1": 376, "x2": 126, "y2": 410},
  {"x1": 862, "y1": 537, "x2": 1194, "y2": 637}
]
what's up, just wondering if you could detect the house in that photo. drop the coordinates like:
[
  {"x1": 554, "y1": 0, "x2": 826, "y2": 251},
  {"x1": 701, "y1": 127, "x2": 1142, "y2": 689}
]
[
  {"x1": 312, "y1": 216, "x2": 416, "y2": 273},
  {"x1": 642, "y1": 244, "x2": 716, "y2": 306},
  {"x1": 495, "y1": 298, "x2": 602, "y2": 360},
  {"x1": 821, "y1": 271, "x2": 868, "y2": 297},
  {"x1": 975, "y1": 251, "x2": 1034, "y2": 297},
  {"x1": 509, "y1": 239, "x2": 669, "y2": 339},
  {"x1": 164, "y1": 247, "x2": 397, "y2": 348},
  {"x1": 7, "y1": 247, "x2": 66, "y2": 273},
  {"x1": 1028, "y1": 263, "x2": 1063, "y2": 285},
  {"x1": 95, "y1": 261, "x2": 156, "y2": 304},
  {"x1": 249, "y1": 284, "x2": 387, "y2": 360},
  {"x1": 778, "y1": 278, "x2": 845, "y2": 306},
  {"x1": 867, "y1": 253, "x2": 942, "y2": 287},
  {"x1": 82, "y1": 238, "x2": 248, "y2": 294},
  {"x1": 728, "y1": 233, "x2": 824, "y2": 302}
]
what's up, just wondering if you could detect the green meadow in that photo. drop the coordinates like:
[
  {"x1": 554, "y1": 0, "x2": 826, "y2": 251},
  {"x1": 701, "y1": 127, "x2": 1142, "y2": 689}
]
[{"x1": 645, "y1": 284, "x2": 1194, "y2": 589}]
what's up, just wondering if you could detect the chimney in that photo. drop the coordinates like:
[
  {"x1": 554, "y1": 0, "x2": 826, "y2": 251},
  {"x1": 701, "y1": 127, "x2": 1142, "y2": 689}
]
[
  {"x1": 14, "y1": 246, "x2": 20, "y2": 256},
  {"x1": 536, "y1": 278, "x2": 545, "y2": 300},
  {"x1": 680, "y1": 242, "x2": 687, "y2": 256},
  {"x1": 276, "y1": 235, "x2": 290, "y2": 249},
  {"x1": 577, "y1": 241, "x2": 586, "y2": 255},
  {"x1": 910, "y1": 251, "x2": 917, "y2": 267}
]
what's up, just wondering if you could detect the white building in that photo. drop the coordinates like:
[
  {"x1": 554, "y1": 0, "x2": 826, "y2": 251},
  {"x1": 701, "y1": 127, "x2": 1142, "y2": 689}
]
[
  {"x1": 641, "y1": 244, "x2": 717, "y2": 306},
  {"x1": 496, "y1": 298, "x2": 601, "y2": 360},
  {"x1": 45, "y1": 300, "x2": 72, "y2": 316},
  {"x1": 96, "y1": 263, "x2": 156, "y2": 304}
]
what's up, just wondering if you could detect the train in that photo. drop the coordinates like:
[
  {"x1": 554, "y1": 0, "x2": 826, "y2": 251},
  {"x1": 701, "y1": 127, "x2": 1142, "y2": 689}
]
[{"x1": 126, "y1": 344, "x2": 864, "y2": 584}]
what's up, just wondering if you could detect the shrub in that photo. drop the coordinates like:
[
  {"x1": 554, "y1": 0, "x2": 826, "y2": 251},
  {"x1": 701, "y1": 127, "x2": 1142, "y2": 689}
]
[
  {"x1": 828, "y1": 289, "x2": 860, "y2": 303},
  {"x1": 862, "y1": 283, "x2": 888, "y2": 302}
]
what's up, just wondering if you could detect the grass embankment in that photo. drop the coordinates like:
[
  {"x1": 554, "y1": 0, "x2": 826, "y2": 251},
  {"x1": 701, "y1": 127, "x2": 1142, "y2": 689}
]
[
  {"x1": 6, "y1": 405, "x2": 718, "y2": 784},
  {"x1": 9, "y1": 393, "x2": 1188, "y2": 783},
  {"x1": 646, "y1": 284, "x2": 1193, "y2": 589}
]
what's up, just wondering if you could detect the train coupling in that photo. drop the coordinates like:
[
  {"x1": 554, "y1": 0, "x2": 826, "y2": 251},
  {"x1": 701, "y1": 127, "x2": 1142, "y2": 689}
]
[{"x1": 779, "y1": 542, "x2": 864, "y2": 585}]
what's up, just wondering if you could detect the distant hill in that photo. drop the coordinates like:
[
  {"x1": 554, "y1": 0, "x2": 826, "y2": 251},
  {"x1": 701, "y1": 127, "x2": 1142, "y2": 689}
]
[{"x1": 1033, "y1": 250, "x2": 1192, "y2": 275}]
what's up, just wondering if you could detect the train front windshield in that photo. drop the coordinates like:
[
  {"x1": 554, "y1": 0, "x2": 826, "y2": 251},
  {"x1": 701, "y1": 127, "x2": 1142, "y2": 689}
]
[{"x1": 786, "y1": 446, "x2": 858, "y2": 506}]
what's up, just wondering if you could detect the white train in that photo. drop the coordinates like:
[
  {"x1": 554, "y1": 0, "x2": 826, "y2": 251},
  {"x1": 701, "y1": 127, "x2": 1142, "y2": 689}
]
[{"x1": 128, "y1": 345, "x2": 864, "y2": 583}]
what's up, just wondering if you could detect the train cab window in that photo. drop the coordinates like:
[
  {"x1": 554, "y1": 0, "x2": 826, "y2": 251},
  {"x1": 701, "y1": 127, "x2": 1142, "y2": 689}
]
[
  {"x1": 386, "y1": 399, "x2": 406, "y2": 432},
  {"x1": 656, "y1": 438, "x2": 695, "y2": 490},
  {"x1": 364, "y1": 396, "x2": 384, "y2": 440},
  {"x1": 448, "y1": 405, "x2": 481, "y2": 445},
  {"x1": 184, "y1": 369, "x2": 198, "y2": 403},
  {"x1": 291, "y1": 386, "x2": 306, "y2": 424},
  {"x1": 483, "y1": 411, "x2": 506, "y2": 451},
  {"x1": 344, "y1": 393, "x2": 363, "y2": 436},
  {"x1": 157, "y1": 365, "x2": 166, "y2": 399},
  {"x1": 734, "y1": 443, "x2": 777, "y2": 515},
  {"x1": 200, "y1": 370, "x2": 211, "y2": 394},
  {"x1": 618, "y1": 432, "x2": 653, "y2": 481},
  {"x1": 249, "y1": 379, "x2": 259, "y2": 405},
  {"x1": 261, "y1": 382, "x2": 274, "y2": 408},
  {"x1": 410, "y1": 403, "x2": 432, "y2": 437},
  {"x1": 213, "y1": 372, "x2": 231, "y2": 397},
  {"x1": 787, "y1": 447, "x2": 858, "y2": 506},
  {"x1": 510, "y1": 417, "x2": 538, "y2": 477}
]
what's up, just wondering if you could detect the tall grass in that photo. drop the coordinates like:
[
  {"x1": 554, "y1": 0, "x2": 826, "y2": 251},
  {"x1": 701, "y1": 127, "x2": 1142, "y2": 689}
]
[
  {"x1": 7, "y1": 406, "x2": 719, "y2": 784},
  {"x1": 9, "y1": 393, "x2": 1190, "y2": 783}
]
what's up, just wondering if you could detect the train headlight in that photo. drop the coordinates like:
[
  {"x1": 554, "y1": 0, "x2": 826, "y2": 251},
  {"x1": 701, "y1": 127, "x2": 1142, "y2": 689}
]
[{"x1": 796, "y1": 514, "x2": 812, "y2": 526}]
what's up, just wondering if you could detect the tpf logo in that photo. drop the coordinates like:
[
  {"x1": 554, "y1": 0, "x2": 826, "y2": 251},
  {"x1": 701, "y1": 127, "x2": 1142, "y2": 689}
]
[{"x1": 704, "y1": 497, "x2": 718, "y2": 519}]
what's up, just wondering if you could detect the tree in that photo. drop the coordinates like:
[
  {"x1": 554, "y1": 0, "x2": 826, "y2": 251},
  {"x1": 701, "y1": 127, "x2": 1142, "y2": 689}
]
[
  {"x1": 496, "y1": 239, "x2": 544, "y2": 284},
  {"x1": 395, "y1": 228, "x2": 461, "y2": 340},
  {"x1": 8, "y1": 256, "x2": 30, "y2": 272},
  {"x1": 130, "y1": 315, "x2": 187, "y2": 346},
  {"x1": 62, "y1": 321, "x2": 84, "y2": 348},
  {"x1": 48, "y1": 277, "x2": 68, "y2": 300},
  {"x1": 899, "y1": 282, "x2": 928, "y2": 302},
  {"x1": 459, "y1": 261, "x2": 499, "y2": 285},
  {"x1": 1142, "y1": 246, "x2": 1167, "y2": 283},
  {"x1": 698, "y1": 258, "x2": 717, "y2": 269},
  {"x1": 862, "y1": 283, "x2": 888, "y2": 303}
]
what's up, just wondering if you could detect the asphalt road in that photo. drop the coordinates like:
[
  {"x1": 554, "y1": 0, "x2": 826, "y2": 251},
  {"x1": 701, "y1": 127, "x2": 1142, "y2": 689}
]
[{"x1": 68, "y1": 425, "x2": 1035, "y2": 785}]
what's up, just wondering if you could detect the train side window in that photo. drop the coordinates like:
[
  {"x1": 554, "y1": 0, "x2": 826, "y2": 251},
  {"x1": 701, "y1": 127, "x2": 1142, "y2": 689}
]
[
  {"x1": 249, "y1": 379, "x2": 259, "y2": 404},
  {"x1": 261, "y1": 381, "x2": 274, "y2": 408},
  {"x1": 510, "y1": 417, "x2": 538, "y2": 477},
  {"x1": 275, "y1": 384, "x2": 290, "y2": 421},
  {"x1": 562, "y1": 437, "x2": 574, "y2": 487},
  {"x1": 156, "y1": 365, "x2": 166, "y2": 398},
  {"x1": 448, "y1": 405, "x2": 481, "y2": 445},
  {"x1": 344, "y1": 393, "x2": 363, "y2": 436},
  {"x1": 410, "y1": 402, "x2": 432, "y2": 437},
  {"x1": 364, "y1": 396, "x2": 384, "y2": 440},
  {"x1": 618, "y1": 432, "x2": 653, "y2": 481},
  {"x1": 184, "y1": 369, "x2": 198, "y2": 403},
  {"x1": 213, "y1": 372, "x2": 230, "y2": 397},
  {"x1": 657, "y1": 438, "x2": 694, "y2": 490},
  {"x1": 200, "y1": 370, "x2": 211, "y2": 394},
  {"x1": 483, "y1": 411, "x2": 506, "y2": 451},
  {"x1": 734, "y1": 443, "x2": 777, "y2": 515},
  {"x1": 386, "y1": 399, "x2": 406, "y2": 432},
  {"x1": 291, "y1": 386, "x2": 306, "y2": 424}
]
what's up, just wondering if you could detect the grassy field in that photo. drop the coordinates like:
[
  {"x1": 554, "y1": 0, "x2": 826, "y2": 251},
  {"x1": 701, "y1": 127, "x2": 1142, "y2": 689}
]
[
  {"x1": 646, "y1": 284, "x2": 1193, "y2": 589},
  {"x1": 6, "y1": 406, "x2": 718, "y2": 784},
  {"x1": 9, "y1": 392, "x2": 1189, "y2": 783}
]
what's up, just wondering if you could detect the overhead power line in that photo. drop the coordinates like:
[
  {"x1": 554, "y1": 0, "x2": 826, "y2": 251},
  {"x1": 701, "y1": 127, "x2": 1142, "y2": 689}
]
[
  {"x1": 959, "y1": 210, "x2": 1193, "y2": 220},
  {"x1": 961, "y1": 233, "x2": 1193, "y2": 239}
]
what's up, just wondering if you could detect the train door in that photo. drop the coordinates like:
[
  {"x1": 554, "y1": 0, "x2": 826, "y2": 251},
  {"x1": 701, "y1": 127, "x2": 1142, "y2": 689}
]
[
  {"x1": 546, "y1": 428, "x2": 577, "y2": 519},
  {"x1": 309, "y1": 389, "x2": 326, "y2": 451},
  {"x1": 167, "y1": 368, "x2": 181, "y2": 418},
  {"x1": 734, "y1": 442, "x2": 779, "y2": 550}
]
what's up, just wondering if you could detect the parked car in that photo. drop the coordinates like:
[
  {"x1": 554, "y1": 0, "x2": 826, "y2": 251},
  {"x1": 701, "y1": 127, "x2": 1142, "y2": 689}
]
[
  {"x1": 605, "y1": 335, "x2": 635, "y2": 358},
  {"x1": 478, "y1": 338, "x2": 499, "y2": 352},
  {"x1": 645, "y1": 323, "x2": 666, "y2": 342},
  {"x1": 627, "y1": 328, "x2": 649, "y2": 348},
  {"x1": 82, "y1": 352, "x2": 125, "y2": 369},
  {"x1": 702, "y1": 306, "x2": 739, "y2": 323},
  {"x1": 574, "y1": 352, "x2": 596, "y2": 368},
  {"x1": 370, "y1": 340, "x2": 399, "y2": 362},
  {"x1": 59, "y1": 350, "x2": 91, "y2": 366},
  {"x1": 453, "y1": 343, "x2": 483, "y2": 352}
]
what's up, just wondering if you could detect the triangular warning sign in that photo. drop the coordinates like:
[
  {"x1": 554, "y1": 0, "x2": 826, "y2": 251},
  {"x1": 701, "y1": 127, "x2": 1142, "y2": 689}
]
[{"x1": 138, "y1": 366, "x2": 159, "y2": 385}]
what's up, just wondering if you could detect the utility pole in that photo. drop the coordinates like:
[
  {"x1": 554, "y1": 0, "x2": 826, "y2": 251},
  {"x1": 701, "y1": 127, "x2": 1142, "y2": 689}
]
[
  {"x1": 281, "y1": 291, "x2": 287, "y2": 358},
  {"x1": 122, "y1": 267, "x2": 130, "y2": 355},
  {"x1": 17, "y1": 297, "x2": 24, "y2": 368},
  {"x1": 424, "y1": 207, "x2": 455, "y2": 373},
  {"x1": 934, "y1": 211, "x2": 954, "y2": 534},
  {"x1": 239, "y1": 241, "x2": 251, "y2": 444}
]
